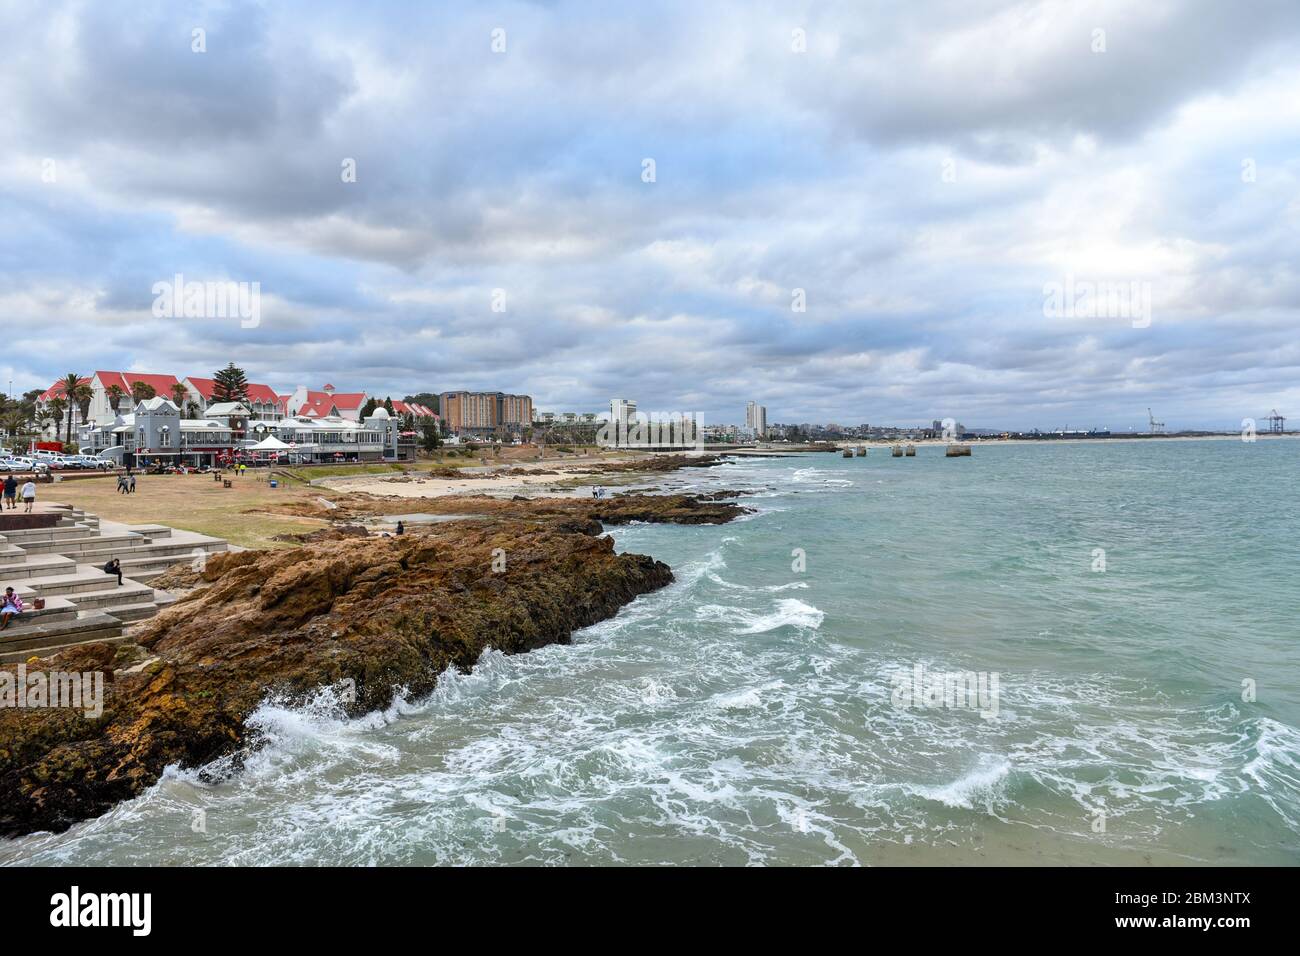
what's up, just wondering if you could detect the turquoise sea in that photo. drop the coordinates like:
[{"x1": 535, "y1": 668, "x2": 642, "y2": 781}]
[{"x1": 4, "y1": 438, "x2": 1299, "y2": 865}]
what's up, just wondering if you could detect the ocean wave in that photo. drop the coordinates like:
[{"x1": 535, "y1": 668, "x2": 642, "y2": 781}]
[
  {"x1": 695, "y1": 598, "x2": 825, "y2": 633},
  {"x1": 907, "y1": 758, "x2": 1013, "y2": 810}
]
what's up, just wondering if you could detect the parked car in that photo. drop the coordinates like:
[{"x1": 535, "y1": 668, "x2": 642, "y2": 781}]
[
  {"x1": 5, "y1": 457, "x2": 49, "y2": 474},
  {"x1": 72, "y1": 455, "x2": 115, "y2": 470}
]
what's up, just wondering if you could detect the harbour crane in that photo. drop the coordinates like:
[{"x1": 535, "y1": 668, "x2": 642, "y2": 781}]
[
  {"x1": 1147, "y1": 408, "x2": 1165, "y2": 434},
  {"x1": 1266, "y1": 409, "x2": 1286, "y2": 433}
]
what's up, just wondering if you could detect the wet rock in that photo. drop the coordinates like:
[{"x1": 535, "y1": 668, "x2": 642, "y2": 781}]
[{"x1": 0, "y1": 520, "x2": 672, "y2": 837}]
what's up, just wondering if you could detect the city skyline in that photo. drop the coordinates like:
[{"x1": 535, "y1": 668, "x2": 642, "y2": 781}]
[{"x1": 3, "y1": 1, "x2": 1298, "y2": 430}]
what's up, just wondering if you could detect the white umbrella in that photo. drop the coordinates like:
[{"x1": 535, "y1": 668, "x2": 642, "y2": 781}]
[{"x1": 249, "y1": 435, "x2": 291, "y2": 450}]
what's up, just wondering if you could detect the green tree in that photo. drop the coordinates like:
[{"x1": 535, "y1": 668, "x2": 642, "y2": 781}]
[
  {"x1": 130, "y1": 380, "x2": 156, "y2": 404},
  {"x1": 212, "y1": 363, "x2": 249, "y2": 403},
  {"x1": 106, "y1": 384, "x2": 126, "y2": 415},
  {"x1": 419, "y1": 417, "x2": 442, "y2": 453},
  {"x1": 46, "y1": 397, "x2": 66, "y2": 436},
  {"x1": 359, "y1": 397, "x2": 379, "y2": 418},
  {"x1": 170, "y1": 383, "x2": 189, "y2": 409},
  {"x1": 58, "y1": 373, "x2": 91, "y2": 443},
  {"x1": 404, "y1": 392, "x2": 440, "y2": 414},
  {"x1": 383, "y1": 396, "x2": 395, "y2": 416}
]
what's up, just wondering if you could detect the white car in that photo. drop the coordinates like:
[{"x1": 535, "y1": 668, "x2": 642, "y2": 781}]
[{"x1": 5, "y1": 457, "x2": 49, "y2": 474}]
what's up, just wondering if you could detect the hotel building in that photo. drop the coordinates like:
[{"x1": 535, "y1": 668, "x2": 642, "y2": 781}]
[{"x1": 439, "y1": 391, "x2": 533, "y2": 437}]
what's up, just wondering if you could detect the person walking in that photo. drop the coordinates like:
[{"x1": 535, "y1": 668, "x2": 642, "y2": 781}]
[
  {"x1": 2, "y1": 474, "x2": 16, "y2": 509},
  {"x1": 128, "y1": 473, "x2": 137, "y2": 494},
  {"x1": 117, "y1": 473, "x2": 128, "y2": 494},
  {"x1": 20, "y1": 478, "x2": 36, "y2": 512}
]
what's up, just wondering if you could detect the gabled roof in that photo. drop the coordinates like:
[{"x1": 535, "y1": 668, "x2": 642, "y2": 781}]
[
  {"x1": 185, "y1": 377, "x2": 282, "y2": 406},
  {"x1": 137, "y1": 397, "x2": 180, "y2": 413},
  {"x1": 204, "y1": 402, "x2": 251, "y2": 417},
  {"x1": 391, "y1": 400, "x2": 438, "y2": 418},
  {"x1": 297, "y1": 389, "x2": 367, "y2": 418},
  {"x1": 95, "y1": 371, "x2": 180, "y2": 396}
]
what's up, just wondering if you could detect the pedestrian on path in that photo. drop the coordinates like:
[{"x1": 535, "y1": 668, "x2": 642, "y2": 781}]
[
  {"x1": 2, "y1": 474, "x2": 16, "y2": 509},
  {"x1": 21, "y1": 479, "x2": 36, "y2": 512}
]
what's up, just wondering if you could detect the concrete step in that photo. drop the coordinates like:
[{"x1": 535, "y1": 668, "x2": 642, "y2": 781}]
[
  {"x1": 0, "y1": 554, "x2": 78, "y2": 580},
  {"x1": 0, "y1": 632, "x2": 129, "y2": 665},
  {"x1": 68, "y1": 539, "x2": 227, "y2": 563},
  {"x1": 0, "y1": 525, "x2": 95, "y2": 546},
  {"x1": 0, "y1": 596, "x2": 79, "y2": 629},
  {"x1": 106, "y1": 600, "x2": 171, "y2": 623},
  {"x1": 13, "y1": 567, "x2": 123, "y2": 597},
  {"x1": 125, "y1": 524, "x2": 173, "y2": 539},
  {"x1": 0, "y1": 611, "x2": 124, "y2": 661},
  {"x1": 115, "y1": 554, "x2": 210, "y2": 582},
  {"x1": 63, "y1": 581, "x2": 158, "y2": 610},
  {"x1": 18, "y1": 532, "x2": 144, "y2": 556}
]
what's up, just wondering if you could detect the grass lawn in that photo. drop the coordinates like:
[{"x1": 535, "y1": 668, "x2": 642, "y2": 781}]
[{"x1": 43, "y1": 472, "x2": 331, "y2": 550}]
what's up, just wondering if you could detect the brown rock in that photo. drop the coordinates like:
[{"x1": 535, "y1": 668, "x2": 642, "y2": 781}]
[{"x1": 0, "y1": 519, "x2": 672, "y2": 837}]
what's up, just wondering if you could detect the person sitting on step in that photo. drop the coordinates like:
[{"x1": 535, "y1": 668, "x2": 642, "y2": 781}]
[
  {"x1": 103, "y1": 557, "x2": 123, "y2": 586},
  {"x1": 0, "y1": 588, "x2": 24, "y2": 630}
]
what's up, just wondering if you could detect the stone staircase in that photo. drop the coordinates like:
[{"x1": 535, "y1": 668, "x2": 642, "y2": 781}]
[{"x1": 0, "y1": 505, "x2": 228, "y2": 663}]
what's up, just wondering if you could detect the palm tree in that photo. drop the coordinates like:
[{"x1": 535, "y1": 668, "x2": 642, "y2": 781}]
[
  {"x1": 105, "y1": 384, "x2": 126, "y2": 415},
  {"x1": 45, "y1": 398, "x2": 66, "y2": 439},
  {"x1": 170, "y1": 383, "x2": 189, "y2": 409},
  {"x1": 58, "y1": 373, "x2": 91, "y2": 444},
  {"x1": 130, "y1": 380, "x2": 156, "y2": 405}
]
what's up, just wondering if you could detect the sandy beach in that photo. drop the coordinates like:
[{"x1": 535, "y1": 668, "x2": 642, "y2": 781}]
[{"x1": 318, "y1": 459, "x2": 607, "y2": 499}]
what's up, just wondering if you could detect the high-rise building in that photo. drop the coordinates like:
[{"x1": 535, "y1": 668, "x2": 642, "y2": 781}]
[
  {"x1": 746, "y1": 401, "x2": 767, "y2": 438},
  {"x1": 610, "y1": 398, "x2": 637, "y2": 430},
  {"x1": 439, "y1": 391, "x2": 533, "y2": 436}
]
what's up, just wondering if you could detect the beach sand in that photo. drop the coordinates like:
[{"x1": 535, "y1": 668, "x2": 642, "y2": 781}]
[{"x1": 319, "y1": 461, "x2": 607, "y2": 499}]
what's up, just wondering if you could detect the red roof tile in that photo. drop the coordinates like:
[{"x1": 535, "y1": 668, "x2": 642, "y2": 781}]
[
  {"x1": 186, "y1": 377, "x2": 283, "y2": 407},
  {"x1": 94, "y1": 371, "x2": 180, "y2": 397}
]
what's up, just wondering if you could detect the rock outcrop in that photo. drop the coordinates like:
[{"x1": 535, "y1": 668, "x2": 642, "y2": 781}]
[
  {"x1": 0, "y1": 518, "x2": 671, "y2": 837},
  {"x1": 336, "y1": 492, "x2": 751, "y2": 526}
]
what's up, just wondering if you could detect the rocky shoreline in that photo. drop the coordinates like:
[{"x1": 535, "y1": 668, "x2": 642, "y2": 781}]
[{"x1": 0, "y1": 489, "x2": 745, "y2": 838}]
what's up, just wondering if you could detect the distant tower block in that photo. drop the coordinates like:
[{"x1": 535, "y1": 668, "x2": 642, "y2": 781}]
[{"x1": 1266, "y1": 409, "x2": 1286, "y2": 433}]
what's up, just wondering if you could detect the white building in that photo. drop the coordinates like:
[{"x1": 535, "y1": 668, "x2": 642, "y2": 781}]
[
  {"x1": 610, "y1": 398, "x2": 637, "y2": 429},
  {"x1": 746, "y1": 401, "x2": 767, "y2": 438}
]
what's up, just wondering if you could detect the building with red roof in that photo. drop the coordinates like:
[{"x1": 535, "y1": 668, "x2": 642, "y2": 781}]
[
  {"x1": 288, "y1": 383, "x2": 370, "y2": 421},
  {"x1": 183, "y1": 377, "x2": 285, "y2": 420},
  {"x1": 391, "y1": 400, "x2": 438, "y2": 420}
]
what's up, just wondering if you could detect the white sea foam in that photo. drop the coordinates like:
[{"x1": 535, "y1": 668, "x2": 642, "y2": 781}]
[
  {"x1": 908, "y1": 759, "x2": 1013, "y2": 810},
  {"x1": 695, "y1": 598, "x2": 824, "y2": 633}
]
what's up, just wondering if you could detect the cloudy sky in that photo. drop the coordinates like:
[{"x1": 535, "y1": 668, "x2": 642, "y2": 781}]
[{"x1": 2, "y1": 0, "x2": 1298, "y2": 430}]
